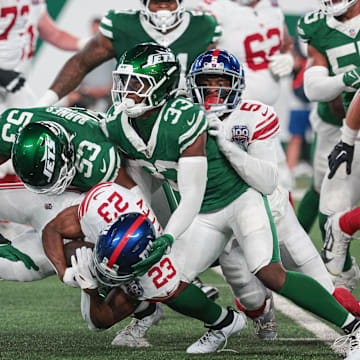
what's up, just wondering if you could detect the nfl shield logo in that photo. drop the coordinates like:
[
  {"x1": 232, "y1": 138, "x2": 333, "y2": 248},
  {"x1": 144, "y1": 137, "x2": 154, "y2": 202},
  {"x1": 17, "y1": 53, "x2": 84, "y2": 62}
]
[
  {"x1": 349, "y1": 28, "x2": 356, "y2": 37},
  {"x1": 45, "y1": 203, "x2": 53, "y2": 210}
]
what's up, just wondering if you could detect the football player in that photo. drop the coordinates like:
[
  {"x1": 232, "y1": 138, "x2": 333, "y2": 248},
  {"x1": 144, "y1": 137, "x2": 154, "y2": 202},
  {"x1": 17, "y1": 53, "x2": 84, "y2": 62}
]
[
  {"x1": 0, "y1": 106, "x2": 135, "y2": 273},
  {"x1": 321, "y1": 89, "x2": 360, "y2": 281},
  {"x1": 297, "y1": 0, "x2": 360, "y2": 289},
  {"x1": 187, "y1": 47, "x2": 360, "y2": 339},
  {"x1": 0, "y1": 180, "x2": 247, "y2": 350},
  {"x1": 0, "y1": 0, "x2": 85, "y2": 114},
  {"x1": 102, "y1": 42, "x2": 360, "y2": 356},
  {"x1": 36, "y1": 0, "x2": 221, "y2": 106},
  {"x1": 194, "y1": 0, "x2": 294, "y2": 192}
]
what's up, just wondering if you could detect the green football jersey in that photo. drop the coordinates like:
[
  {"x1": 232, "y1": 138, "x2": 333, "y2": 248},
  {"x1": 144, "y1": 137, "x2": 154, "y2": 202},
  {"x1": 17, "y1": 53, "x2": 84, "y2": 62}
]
[
  {"x1": 297, "y1": 10, "x2": 360, "y2": 112},
  {"x1": 0, "y1": 107, "x2": 120, "y2": 192},
  {"x1": 99, "y1": 9, "x2": 221, "y2": 79},
  {"x1": 103, "y1": 96, "x2": 249, "y2": 213}
]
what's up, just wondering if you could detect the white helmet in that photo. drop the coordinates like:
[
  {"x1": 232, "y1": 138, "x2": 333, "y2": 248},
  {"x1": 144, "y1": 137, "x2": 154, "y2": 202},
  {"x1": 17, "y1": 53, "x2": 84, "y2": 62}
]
[
  {"x1": 141, "y1": 0, "x2": 185, "y2": 33},
  {"x1": 320, "y1": 0, "x2": 358, "y2": 16}
]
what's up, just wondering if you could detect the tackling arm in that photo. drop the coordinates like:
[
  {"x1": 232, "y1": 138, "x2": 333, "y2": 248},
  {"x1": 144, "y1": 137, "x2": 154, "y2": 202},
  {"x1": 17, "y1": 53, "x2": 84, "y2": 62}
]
[
  {"x1": 164, "y1": 133, "x2": 207, "y2": 240},
  {"x1": 208, "y1": 115, "x2": 278, "y2": 195},
  {"x1": 37, "y1": 33, "x2": 115, "y2": 105}
]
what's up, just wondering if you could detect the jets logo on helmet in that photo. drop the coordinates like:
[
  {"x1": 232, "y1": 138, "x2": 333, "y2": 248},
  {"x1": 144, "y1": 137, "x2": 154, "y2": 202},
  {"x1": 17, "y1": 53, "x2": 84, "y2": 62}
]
[
  {"x1": 12, "y1": 120, "x2": 76, "y2": 195},
  {"x1": 93, "y1": 212, "x2": 156, "y2": 286},
  {"x1": 112, "y1": 42, "x2": 180, "y2": 118},
  {"x1": 41, "y1": 135, "x2": 56, "y2": 182},
  {"x1": 144, "y1": 50, "x2": 177, "y2": 68}
]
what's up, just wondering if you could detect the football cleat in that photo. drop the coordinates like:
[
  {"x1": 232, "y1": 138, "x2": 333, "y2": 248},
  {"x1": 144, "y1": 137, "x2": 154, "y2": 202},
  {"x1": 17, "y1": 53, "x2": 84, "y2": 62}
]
[
  {"x1": 192, "y1": 277, "x2": 220, "y2": 301},
  {"x1": 111, "y1": 303, "x2": 164, "y2": 347},
  {"x1": 334, "y1": 257, "x2": 360, "y2": 293},
  {"x1": 253, "y1": 295, "x2": 278, "y2": 340},
  {"x1": 321, "y1": 212, "x2": 352, "y2": 276},
  {"x1": 186, "y1": 307, "x2": 247, "y2": 354},
  {"x1": 333, "y1": 320, "x2": 360, "y2": 359}
]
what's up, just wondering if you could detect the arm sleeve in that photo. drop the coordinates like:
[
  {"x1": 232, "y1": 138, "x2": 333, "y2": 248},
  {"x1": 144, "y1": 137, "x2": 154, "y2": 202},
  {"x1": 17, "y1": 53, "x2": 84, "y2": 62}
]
[
  {"x1": 164, "y1": 156, "x2": 207, "y2": 239},
  {"x1": 220, "y1": 138, "x2": 279, "y2": 195},
  {"x1": 304, "y1": 66, "x2": 346, "y2": 102}
]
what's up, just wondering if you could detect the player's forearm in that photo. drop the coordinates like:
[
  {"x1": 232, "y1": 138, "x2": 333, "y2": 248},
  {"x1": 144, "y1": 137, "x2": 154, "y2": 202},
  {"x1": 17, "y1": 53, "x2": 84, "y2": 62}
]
[
  {"x1": 42, "y1": 228, "x2": 67, "y2": 279},
  {"x1": 304, "y1": 66, "x2": 346, "y2": 102},
  {"x1": 341, "y1": 90, "x2": 360, "y2": 145},
  {"x1": 84, "y1": 289, "x2": 117, "y2": 329},
  {"x1": 164, "y1": 157, "x2": 207, "y2": 239},
  {"x1": 49, "y1": 54, "x2": 91, "y2": 99},
  {"x1": 220, "y1": 141, "x2": 278, "y2": 195}
]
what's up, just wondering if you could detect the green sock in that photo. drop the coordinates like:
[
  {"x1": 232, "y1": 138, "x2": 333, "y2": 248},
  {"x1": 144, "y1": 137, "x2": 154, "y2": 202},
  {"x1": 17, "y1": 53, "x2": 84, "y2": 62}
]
[
  {"x1": 319, "y1": 212, "x2": 352, "y2": 272},
  {"x1": 279, "y1": 271, "x2": 348, "y2": 327},
  {"x1": 297, "y1": 187, "x2": 319, "y2": 233},
  {"x1": 164, "y1": 283, "x2": 222, "y2": 324}
]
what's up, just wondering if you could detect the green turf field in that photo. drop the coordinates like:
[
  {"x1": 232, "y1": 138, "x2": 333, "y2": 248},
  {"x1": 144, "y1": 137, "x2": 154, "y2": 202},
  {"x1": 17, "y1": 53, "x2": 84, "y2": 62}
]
[{"x1": 1, "y1": 180, "x2": 359, "y2": 359}]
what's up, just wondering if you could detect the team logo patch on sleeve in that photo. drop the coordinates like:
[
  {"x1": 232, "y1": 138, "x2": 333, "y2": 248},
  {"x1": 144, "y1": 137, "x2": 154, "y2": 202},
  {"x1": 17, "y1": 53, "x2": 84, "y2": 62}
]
[
  {"x1": 231, "y1": 125, "x2": 249, "y2": 144},
  {"x1": 126, "y1": 279, "x2": 144, "y2": 298}
]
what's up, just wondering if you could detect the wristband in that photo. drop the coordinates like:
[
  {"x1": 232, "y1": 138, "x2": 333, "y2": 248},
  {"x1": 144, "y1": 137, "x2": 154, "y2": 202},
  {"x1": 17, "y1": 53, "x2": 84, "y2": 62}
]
[
  {"x1": 341, "y1": 122, "x2": 358, "y2": 146},
  {"x1": 36, "y1": 89, "x2": 59, "y2": 107},
  {"x1": 77, "y1": 37, "x2": 91, "y2": 51}
]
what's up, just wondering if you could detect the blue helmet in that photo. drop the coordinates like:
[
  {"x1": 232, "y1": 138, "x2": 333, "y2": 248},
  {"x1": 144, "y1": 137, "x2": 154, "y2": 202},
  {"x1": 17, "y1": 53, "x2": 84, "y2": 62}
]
[
  {"x1": 187, "y1": 49, "x2": 245, "y2": 114},
  {"x1": 93, "y1": 212, "x2": 156, "y2": 286}
]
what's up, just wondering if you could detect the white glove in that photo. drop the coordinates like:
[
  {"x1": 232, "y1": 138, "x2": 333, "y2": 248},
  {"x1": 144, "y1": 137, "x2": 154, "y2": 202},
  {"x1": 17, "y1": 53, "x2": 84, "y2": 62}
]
[
  {"x1": 269, "y1": 53, "x2": 294, "y2": 77},
  {"x1": 207, "y1": 113, "x2": 228, "y2": 151},
  {"x1": 71, "y1": 247, "x2": 98, "y2": 290},
  {"x1": 62, "y1": 267, "x2": 80, "y2": 288}
]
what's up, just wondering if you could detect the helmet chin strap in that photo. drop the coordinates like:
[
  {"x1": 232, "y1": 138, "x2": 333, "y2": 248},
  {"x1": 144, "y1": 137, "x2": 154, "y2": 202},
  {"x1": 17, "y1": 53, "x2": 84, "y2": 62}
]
[
  {"x1": 204, "y1": 94, "x2": 228, "y2": 116},
  {"x1": 120, "y1": 98, "x2": 148, "y2": 118}
]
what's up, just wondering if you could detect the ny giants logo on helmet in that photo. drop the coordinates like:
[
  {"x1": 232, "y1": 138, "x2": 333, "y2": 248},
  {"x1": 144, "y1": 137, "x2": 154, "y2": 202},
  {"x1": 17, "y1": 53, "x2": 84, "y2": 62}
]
[
  {"x1": 231, "y1": 125, "x2": 249, "y2": 144},
  {"x1": 41, "y1": 135, "x2": 56, "y2": 182},
  {"x1": 143, "y1": 50, "x2": 176, "y2": 68}
]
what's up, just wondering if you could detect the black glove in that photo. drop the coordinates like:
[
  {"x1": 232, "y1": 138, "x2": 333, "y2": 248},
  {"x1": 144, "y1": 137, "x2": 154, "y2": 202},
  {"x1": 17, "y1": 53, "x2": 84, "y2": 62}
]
[
  {"x1": 0, "y1": 68, "x2": 26, "y2": 93},
  {"x1": 328, "y1": 141, "x2": 354, "y2": 179}
]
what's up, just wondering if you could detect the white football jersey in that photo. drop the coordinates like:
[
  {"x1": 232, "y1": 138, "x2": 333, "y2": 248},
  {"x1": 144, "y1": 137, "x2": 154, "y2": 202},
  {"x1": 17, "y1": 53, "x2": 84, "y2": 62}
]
[
  {"x1": 0, "y1": 182, "x2": 84, "y2": 231},
  {"x1": 197, "y1": 0, "x2": 284, "y2": 105},
  {"x1": 20, "y1": 0, "x2": 46, "y2": 68},
  {"x1": 0, "y1": 0, "x2": 32, "y2": 70},
  {"x1": 78, "y1": 182, "x2": 180, "y2": 302},
  {"x1": 221, "y1": 99, "x2": 288, "y2": 219}
]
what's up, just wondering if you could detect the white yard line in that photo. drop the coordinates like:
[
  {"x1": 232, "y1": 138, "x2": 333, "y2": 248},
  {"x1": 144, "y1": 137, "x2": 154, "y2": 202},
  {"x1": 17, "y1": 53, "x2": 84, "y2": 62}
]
[{"x1": 212, "y1": 267, "x2": 341, "y2": 343}]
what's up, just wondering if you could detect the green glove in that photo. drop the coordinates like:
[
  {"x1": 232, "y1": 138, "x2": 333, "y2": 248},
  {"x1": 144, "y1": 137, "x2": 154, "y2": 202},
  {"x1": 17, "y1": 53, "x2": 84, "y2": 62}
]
[
  {"x1": 132, "y1": 234, "x2": 174, "y2": 277},
  {"x1": 343, "y1": 67, "x2": 360, "y2": 88},
  {"x1": 0, "y1": 243, "x2": 39, "y2": 271}
]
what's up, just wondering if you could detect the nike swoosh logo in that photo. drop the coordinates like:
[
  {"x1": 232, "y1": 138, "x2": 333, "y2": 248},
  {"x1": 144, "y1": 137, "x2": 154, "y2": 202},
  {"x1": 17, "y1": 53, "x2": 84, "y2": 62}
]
[
  {"x1": 262, "y1": 108, "x2": 269, "y2": 117},
  {"x1": 100, "y1": 159, "x2": 107, "y2": 174},
  {"x1": 336, "y1": 150, "x2": 347, "y2": 160},
  {"x1": 187, "y1": 114, "x2": 196, "y2": 126}
]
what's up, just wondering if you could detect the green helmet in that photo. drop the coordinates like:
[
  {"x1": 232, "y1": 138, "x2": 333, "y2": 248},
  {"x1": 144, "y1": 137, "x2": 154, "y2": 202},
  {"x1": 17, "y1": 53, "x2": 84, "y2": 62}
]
[
  {"x1": 12, "y1": 121, "x2": 76, "y2": 195},
  {"x1": 112, "y1": 42, "x2": 180, "y2": 117}
]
